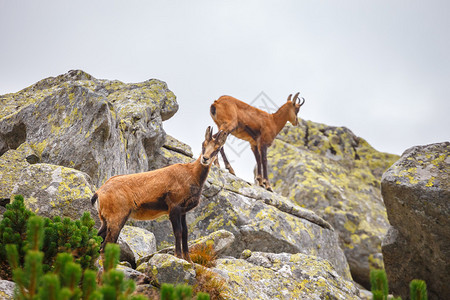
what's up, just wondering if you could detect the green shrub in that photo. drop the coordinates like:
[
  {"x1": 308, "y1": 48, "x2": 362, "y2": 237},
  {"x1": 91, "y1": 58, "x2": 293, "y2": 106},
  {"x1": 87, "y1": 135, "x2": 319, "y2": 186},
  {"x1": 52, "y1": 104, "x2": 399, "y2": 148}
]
[
  {"x1": 370, "y1": 269, "x2": 388, "y2": 300},
  {"x1": 370, "y1": 269, "x2": 428, "y2": 300},
  {"x1": 0, "y1": 195, "x2": 101, "y2": 279},
  {"x1": 0, "y1": 195, "x2": 34, "y2": 266},
  {"x1": 6, "y1": 217, "x2": 147, "y2": 300},
  {"x1": 161, "y1": 283, "x2": 210, "y2": 300},
  {"x1": 2, "y1": 195, "x2": 212, "y2": 299},
  {"x1": 410, "y1": 279, "x2": 428, "y2": 300}
]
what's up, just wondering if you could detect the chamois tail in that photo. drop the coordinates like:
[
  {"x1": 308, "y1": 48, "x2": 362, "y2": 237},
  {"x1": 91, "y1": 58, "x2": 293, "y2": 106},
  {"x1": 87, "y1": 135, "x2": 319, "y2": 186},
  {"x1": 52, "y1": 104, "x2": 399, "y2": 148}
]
[
  {"x1": 210, "y1": 103, "x2": 216, "y2": 117},
  {"x1": 91, "y1": 193, "x2": 98, "y2": 207}
]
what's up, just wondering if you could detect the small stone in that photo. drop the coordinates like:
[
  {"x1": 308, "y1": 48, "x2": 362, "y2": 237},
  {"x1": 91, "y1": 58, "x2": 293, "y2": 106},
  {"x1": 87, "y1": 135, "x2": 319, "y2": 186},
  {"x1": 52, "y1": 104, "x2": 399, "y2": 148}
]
[{"x1": 240, "y1": 249, "x2": 252, "y2": 259}]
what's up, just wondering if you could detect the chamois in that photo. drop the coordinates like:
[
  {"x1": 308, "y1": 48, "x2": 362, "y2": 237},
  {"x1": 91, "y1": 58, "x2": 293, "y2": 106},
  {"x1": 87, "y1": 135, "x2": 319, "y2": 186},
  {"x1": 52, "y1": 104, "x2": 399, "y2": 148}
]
[
  {"x1": 210, "y1": 93, "x2": 305, "y2": 191},
  {"x1": 91, "y1": 126, "x2": 227, "y2": 262}
]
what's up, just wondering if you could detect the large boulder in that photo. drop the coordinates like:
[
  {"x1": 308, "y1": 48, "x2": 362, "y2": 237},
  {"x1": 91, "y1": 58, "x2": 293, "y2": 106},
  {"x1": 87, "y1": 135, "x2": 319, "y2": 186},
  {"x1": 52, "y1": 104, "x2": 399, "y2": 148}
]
[
  {"x1": 266, "y1": 120, "x2": 399, "y2": 287},
  {"x1": 0, "y1": 70, "x2": 178, "y2": 187},
  {"x1": 118, "y1": 225, "x2": 157, "y2": 268},
  {"x1": 0, "y1": 142, "x2": 98, "y2": 223},
  {"x1": 381, "y1": 142, "x2": 450, "y2": 299},
  {"x1": 137, "y1": 254, "x2": 196, "y2": 286},
  {"x1": 213, "y1": 251, "x2": 361, "y2": 299}
]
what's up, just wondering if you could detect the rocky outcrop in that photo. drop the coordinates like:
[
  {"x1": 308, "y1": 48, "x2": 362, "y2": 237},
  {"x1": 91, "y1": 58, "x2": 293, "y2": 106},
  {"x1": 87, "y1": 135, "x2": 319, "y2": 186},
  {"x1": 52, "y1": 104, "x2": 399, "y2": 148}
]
[
  {"x1": 133, "y1": 229, "x2": 362, "y2": 299},
  {"x1": 381, "y1": 142, "x2": 450, "y2": 299},
  {"x1": 1, "y1": 71, "x2": 374, "y2": 298},
  {"x1": 130, "y1": 160, "x2": 352, "y2": 281},
  {"x1": 0, "y1": 70, "x2": 178, "y2": 188},
  {"x1": 267, "y1": 120, "x2": 399, "y2": 287}
]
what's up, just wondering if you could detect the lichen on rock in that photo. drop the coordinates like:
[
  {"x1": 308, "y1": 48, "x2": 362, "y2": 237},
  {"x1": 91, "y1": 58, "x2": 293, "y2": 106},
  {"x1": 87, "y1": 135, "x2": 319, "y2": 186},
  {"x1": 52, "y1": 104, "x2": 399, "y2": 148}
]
[
  {"x1": 267, "y1": 119, "x2": 399, "y2": 287},
  {"x1": 213, "y1": 251, "x2": 361, "y2": 299},
  {"x1": 0, "y1": 142, "x2": 98, "y2": 223},
  {"x1": 0, "y1": 70, "x2": 178, "y2": 187},
  {"x1": 136, "y1": 163, "x2": 352, "y2": 281},
  {"x1": 381, "y1": 142, "x2": 450, "y2": 299},
  {"x1": 1, "y1": 71, "x2": 385, "y2": 298}
]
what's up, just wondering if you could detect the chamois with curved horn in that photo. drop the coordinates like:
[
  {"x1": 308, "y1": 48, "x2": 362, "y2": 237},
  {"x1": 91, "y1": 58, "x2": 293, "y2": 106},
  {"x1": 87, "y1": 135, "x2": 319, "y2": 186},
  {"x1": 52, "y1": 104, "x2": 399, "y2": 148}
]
[
  {"x1": 210, "y1": 92, "x2": 305, "y2": 191},
  {"x1": 91, "y1": 126, "x2": 227, "y2": 262}
]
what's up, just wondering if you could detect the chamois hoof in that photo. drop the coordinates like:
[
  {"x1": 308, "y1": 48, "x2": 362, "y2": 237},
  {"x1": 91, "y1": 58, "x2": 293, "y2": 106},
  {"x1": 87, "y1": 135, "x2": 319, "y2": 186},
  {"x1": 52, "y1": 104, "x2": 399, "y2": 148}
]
[
  {"x1": 227, "y1": 166, "x2": 236, "y2": 176},
  {"x1": 255, "y1": 175, "x2": 264, "y2": 186},
  {"x1": 180, "y1": 252, "x2": 193, "y2": 264},
  {"x1": 262, "y1": 179, "x2": 273, "y2": 192}
]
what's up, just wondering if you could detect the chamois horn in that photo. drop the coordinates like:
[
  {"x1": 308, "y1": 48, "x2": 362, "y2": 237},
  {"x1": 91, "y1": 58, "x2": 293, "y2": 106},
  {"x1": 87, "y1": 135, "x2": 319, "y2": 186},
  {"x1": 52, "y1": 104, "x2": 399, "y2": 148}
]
[{"x1": 299, "y1": 96, "x2": 305, "y2": 107}]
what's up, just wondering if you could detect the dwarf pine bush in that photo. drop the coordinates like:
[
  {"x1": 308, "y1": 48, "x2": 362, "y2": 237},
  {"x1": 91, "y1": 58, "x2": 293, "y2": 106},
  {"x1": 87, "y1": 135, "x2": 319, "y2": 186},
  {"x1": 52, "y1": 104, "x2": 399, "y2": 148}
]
[
  {"x1": 370, "y1": 269, "x2": 427, "y2": 300},
  {"x1": 0, "y1": 195, "x2": 101, "y2": 279},
  {"x1": 6, "y1": 217, "x2": 147, "y2": 300},
  {"x1": 0, "y1": 195, "x2": 34, "y2": 267},
  {"x1": 161, "y1": 283, "x2": 210, "y2": 300}
]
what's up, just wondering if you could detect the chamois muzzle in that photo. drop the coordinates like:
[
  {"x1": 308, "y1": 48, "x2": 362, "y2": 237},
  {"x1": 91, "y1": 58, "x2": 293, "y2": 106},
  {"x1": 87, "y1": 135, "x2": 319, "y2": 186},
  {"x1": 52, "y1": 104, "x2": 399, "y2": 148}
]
[{"x1": 201, "y1": 156, "x2": 210, "y2": 165}]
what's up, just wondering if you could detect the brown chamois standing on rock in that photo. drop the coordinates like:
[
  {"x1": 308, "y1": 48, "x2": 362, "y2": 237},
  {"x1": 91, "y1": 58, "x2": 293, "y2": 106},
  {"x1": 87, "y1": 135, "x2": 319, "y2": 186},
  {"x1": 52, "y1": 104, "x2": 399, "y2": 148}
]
[
  {"x1": 91, "y1": 126, "x2": 227, "y2": 263},
  {"x1": 210, "y1": 92, "x2": 305, "y2": 191}
]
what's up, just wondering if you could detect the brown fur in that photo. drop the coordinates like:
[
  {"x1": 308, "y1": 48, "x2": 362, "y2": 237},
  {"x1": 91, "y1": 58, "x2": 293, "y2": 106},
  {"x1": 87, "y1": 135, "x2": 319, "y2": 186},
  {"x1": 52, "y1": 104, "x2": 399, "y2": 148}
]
[
  {"x1": 210, "y1": 93, "x2": 304, "y2": 191},
  {"x1": 92, "y1": 127, "x2": 227, "y2": 262}
]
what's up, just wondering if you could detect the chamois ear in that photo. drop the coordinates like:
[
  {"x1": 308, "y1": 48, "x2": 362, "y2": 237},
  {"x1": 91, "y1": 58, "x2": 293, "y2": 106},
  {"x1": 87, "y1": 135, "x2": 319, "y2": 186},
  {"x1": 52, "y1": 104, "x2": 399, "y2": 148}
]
[
  {"x1": 205, "y1": 126, "x2": 213, "y2": 141},
  {"x1": 287, "y1": 94, "x2": 293, "y2": 102}
]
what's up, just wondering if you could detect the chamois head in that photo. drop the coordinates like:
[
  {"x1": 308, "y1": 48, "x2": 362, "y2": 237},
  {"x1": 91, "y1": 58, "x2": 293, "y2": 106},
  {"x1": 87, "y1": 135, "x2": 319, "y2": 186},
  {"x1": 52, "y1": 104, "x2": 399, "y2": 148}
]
[
  {"x1": 201, "y1": 126, "x2": 227, "y2": 166},
  {"x1": 286, "y1": 92, "x2": 305, "y2": 126}
]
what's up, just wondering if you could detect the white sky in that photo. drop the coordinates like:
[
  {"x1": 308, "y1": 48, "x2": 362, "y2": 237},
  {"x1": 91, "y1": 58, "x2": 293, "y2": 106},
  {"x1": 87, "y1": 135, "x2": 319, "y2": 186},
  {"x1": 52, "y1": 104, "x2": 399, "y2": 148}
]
[{"x1": 1, "y1": 1, "x2": 449, "y2": 182}]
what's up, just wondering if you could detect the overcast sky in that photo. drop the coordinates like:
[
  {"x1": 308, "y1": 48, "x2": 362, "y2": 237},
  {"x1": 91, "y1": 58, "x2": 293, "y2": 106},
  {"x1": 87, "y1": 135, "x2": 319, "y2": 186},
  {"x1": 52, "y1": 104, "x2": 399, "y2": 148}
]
[{"x1": 1, "y1": 1, "x2": 449, "y2": 182}]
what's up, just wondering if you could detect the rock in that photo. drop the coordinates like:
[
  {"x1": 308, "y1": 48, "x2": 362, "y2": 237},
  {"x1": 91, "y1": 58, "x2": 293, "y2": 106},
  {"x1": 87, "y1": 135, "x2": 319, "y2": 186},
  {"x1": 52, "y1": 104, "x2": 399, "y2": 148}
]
[
  {"x1": 0, "y1": 280, "x2": 15, "y2": 300},
  {"x1": 1, "y1": 71, "x2": 389, "y2": 298},
  {"x1": 132, "y1": 163, "x2": 352, "y2": 281},
  {"x1": 137, "y1": 254, "x2": 196, "y2": 286},
  {"x1": 151, "y1": 135, "x2": 195, "y2": 169},
  {"x1": 116, "y1": 264, "x2": 151, "y2": 284},
  {"x1": 190, "y1": 230, "x2": 235, "y2": 256},
  {"x1": 267, "y1": 120, "x2": 399, "y2": 287},
  {"x1": 118, "y1": 225, "x2": 157, "y2": 268},
  {"x1": 381, "y1": 142, "x2": 450, "y2": 299},
  {"x1": 212, "y1": 252, "x2": 361, "y2": 300},
  {"x1": 0, "y1": 70, "x2": 178, "y2": 187},
  {"x1": 0, "y1": 142, "x2": 98, "y2": 223}
]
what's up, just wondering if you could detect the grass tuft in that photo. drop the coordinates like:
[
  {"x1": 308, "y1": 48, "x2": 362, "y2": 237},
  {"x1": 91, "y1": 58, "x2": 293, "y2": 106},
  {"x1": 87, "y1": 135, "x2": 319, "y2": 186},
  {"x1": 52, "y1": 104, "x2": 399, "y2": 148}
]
[
  {"x1": 194, "y1": 265, "x2": 228, "y2": 300},
  {"x1": 190, "y1": 242, "x2": 217, "y2": 268}
]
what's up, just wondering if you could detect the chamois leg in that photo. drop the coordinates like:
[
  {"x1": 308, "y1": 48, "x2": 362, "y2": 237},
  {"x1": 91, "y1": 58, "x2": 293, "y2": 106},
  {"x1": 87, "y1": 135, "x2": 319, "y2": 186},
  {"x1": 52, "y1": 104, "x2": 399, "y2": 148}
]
[
  {"x1": 180, "y1": 213, "x2": 192, "y2": 263},
  {"x1": 102, "y1": 225, "x2": 121, "y2": 251},
  {"x1": 101, "y1": 211, "x2": 130, "y2": 251},
  {"x1": 213, "y1": 156, "x2": 221, "y2": 167},
  {"x1": 251, "y1": 145, "x2": 264, "y2": 187},
  {"x1": 169, "y1": 207, "x2": 183, "y2": 260},
  {"x1": 220, "y1": 147, "x2": 235, "y2": 175},
  {"x1": 260, "y1": 145, "x2": 273, "y2": 192},
  {"x1": 97, "y1": 217, "x2": 107, "y2": 241}
]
